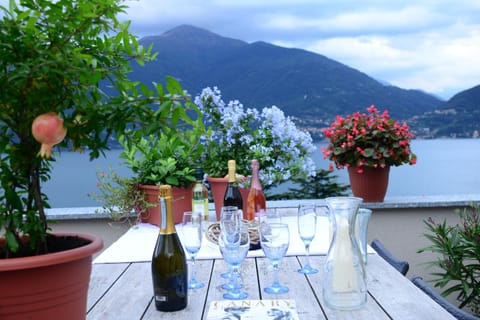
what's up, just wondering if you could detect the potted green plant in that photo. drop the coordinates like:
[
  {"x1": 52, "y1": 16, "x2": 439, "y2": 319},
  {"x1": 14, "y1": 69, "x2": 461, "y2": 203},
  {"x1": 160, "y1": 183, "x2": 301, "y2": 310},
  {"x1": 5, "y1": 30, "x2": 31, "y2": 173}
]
[
  {"x1": 194, "y1": 86, "x2": 317, "y2": 216},
  {"x1": 118, "y1": 121, "x2": 204, "y2": 225},
  {"x1": 88, "y1": 168, "x2": 154, "y2": 225},
  {"x1": 418, "y1": 203, "x2": 480, "y2": 317},
  {"x1": 0, "y1": 1, "x2": 198, "y2": 319},
  {"x1": 322, "y1": 105, "x2": 417, "y2": 202}
]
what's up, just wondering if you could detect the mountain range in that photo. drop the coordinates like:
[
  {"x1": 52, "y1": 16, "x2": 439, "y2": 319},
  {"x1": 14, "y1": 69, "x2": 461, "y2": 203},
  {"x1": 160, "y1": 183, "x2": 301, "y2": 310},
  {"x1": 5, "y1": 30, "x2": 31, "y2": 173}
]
[
  {"x1": 410, "y1": 84, "x2": 480, "y2": 138},
  {"x1": 128, "y1": 25, "x2": 479, "y2": 139}
]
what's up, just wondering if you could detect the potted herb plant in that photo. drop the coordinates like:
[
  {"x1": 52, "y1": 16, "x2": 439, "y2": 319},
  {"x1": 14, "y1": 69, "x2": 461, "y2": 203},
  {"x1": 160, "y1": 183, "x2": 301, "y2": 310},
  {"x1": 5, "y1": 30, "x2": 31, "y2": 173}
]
[
  {"x1": 0, "y1": 1, "x2": 198, "y2": 319},
  {"x1": 117, "y1": 120, "x2": 204, "y2": 225},
  {"x1": 194, "y1": 86, "x2": 317, "y2": 215},
  {"x1": 418, "y1": 203, "x2": 480, "y2": 317},
  {"x1": 322, "y1": 105, "x2": 417, "y2": 202}
]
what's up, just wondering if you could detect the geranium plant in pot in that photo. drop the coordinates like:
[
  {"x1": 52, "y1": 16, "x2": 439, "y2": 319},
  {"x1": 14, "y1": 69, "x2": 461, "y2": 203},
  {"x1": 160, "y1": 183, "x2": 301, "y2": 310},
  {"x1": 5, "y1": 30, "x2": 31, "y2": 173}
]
[
  {"x1": 194, "y1": 86, "x2": 317, "y2": 216},
  {"x1": 0, "y1": 0, "x2": 198, "y2": 319},
  {"x1": 322, "y1": 105, "x2": 417, "y2": 202}
]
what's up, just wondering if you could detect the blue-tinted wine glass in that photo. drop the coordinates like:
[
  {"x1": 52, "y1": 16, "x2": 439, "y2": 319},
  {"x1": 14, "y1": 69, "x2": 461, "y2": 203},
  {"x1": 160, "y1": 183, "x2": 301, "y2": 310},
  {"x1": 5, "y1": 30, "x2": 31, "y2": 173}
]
[
  {"x1": 259, "y1": 222, "x2": 290, "y2": 294},
  {"x1": 219, "y1": 206, "x2": 241, "y2": 280},
  {"x1": 182, "y1": 211, "x2": 204, "y2": 289},
  {"x1": 219, "y1": 222, "x2": 250, "y2": 300},
  {"x1": 297, "y1": 203, "x2": 319, "y2": 274}
]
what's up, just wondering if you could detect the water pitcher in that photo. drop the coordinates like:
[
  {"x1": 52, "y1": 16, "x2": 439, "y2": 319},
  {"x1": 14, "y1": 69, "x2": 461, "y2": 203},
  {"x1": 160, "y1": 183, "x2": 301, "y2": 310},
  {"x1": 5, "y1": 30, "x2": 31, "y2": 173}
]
[{"x1": 323, "y1": 197, "x2": 367, "y2": 310}]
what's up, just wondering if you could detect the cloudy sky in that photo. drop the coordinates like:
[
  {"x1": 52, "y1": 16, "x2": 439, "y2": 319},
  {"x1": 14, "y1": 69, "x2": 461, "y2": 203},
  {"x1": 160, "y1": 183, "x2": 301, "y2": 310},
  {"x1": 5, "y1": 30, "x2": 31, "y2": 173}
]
[{"x1": 119, "y1": 0, "x2": 480, "y2": 100}]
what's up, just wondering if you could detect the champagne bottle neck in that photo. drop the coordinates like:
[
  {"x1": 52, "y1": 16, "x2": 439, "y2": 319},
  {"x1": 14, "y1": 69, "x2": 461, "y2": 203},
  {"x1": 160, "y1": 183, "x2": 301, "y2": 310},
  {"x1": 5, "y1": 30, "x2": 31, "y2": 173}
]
[
  {"x1": 227, "y1": 160, "x2": 236, "y2": 183},
  {"x1": 250, "y1": 160, "x2": 262, "y2": 190},
  {"x1": 159, "y1": 186, "x2": 176, "y2": 235}
]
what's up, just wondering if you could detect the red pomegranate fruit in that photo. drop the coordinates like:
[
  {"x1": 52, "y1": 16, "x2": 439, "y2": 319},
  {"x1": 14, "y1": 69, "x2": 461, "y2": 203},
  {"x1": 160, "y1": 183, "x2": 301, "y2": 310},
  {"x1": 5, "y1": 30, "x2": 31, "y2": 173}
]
[{"x1": 31, "y1": 112, "x2": 67, "y2": 158}]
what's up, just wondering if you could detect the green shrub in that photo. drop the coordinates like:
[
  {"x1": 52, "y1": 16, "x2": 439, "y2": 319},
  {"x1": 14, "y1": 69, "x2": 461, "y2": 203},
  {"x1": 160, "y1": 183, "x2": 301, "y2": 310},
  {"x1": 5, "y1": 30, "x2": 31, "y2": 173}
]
[{"x1": 419, "y1": 203, "x2": 480, "y2": 316}]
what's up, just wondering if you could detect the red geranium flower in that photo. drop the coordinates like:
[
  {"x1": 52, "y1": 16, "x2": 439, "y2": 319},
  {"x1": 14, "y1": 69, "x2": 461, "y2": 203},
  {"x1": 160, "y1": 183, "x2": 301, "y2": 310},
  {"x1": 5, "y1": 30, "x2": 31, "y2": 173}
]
[{"x1": 322, "y1": 105, "x2": 417, "y2": 172}]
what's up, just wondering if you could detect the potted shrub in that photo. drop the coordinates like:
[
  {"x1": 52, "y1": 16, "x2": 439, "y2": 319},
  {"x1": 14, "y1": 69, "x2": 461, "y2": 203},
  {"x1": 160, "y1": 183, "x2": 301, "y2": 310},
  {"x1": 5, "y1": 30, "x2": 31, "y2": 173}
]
[
  {"x1": 88, "y1": 167, "x2": 154, "y2": 225},
  {"x1": 117, "y1": 121, "x2": 204, "y2": 225},
  {"x1": 418, "y1": 203, "x2": 480, "y2": 317},
  {"x1": 322, "y1": 105, "x2": 417, "y2": 202},
  {"x1": 0, "y1": 1, "x2": 198, "y2": 319},
  {"x1": 194, "y1": 86, "x2": 317, "y2": 216}
]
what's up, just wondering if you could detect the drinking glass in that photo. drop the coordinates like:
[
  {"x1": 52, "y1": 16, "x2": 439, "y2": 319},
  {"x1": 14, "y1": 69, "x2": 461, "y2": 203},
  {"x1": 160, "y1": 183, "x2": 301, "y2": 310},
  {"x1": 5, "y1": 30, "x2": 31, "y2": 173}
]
[
  {"x1": 356, "y1": 208, "x2": 372, "y2": 264},
  {"x1": 265, "y1": 208, "x2": 282, "y2": 223},
  {"x1": 182, "y1": 211, "x2": 204, "y2": 289},
  {"x1": 220, "y1": 206, "x2": 242, "y2": 242},
  {"x1": 219, "y1": 222, "x2": 250, "y2": 300},
  {"x1": 297, "y1": 203, "x2": 319, "y2": 274},
  {"x1": 259, "y1": 222, "x2": 290, "y2": 294},
  {"x1": 219, "y1": 206, "x2": 242, "y2": 280}
]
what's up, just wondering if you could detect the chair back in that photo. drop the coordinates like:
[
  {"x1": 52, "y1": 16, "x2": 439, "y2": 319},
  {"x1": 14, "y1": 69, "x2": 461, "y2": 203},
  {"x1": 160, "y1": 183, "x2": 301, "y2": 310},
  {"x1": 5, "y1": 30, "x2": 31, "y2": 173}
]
[
  {"x1": 371, "y1": 239, "x2": 409, "y2": 275},
  {"x1": 412, "y1": 276, "x2": 479, "y2": 320}
]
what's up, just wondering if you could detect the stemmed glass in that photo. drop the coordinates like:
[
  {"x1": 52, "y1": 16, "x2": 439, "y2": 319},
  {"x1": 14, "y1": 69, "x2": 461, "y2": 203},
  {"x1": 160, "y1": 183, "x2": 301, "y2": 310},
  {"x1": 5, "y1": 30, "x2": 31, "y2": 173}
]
[
  {"x1": 182, "y1": 211, "x2": 204, "y2": 289},
  {"x1": 259, "y1": 222, "x2": 290, "y2": 294},
  {"x1": 220, "y1": 206, "x2": 242, "y2": 242},
  {"x1": 297, "y1": 203, "x2": 319, "y2": 274},
  {"x1": 219, "y1": 222, "x2": 250, "y2": 300},
  {"x1": 269, "y1": 208, "x2": 283, "y2": 222},
  {"x1": 219, "y1": 206, "x2": 242, "y2": 281}
]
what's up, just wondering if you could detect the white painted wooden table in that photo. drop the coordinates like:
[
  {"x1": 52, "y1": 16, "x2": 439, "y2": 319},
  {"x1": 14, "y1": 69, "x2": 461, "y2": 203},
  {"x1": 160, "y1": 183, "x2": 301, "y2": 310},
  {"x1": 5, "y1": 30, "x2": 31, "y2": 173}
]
[{"x1": 86, "y1": 252, "x2": 455, "y2": 319}]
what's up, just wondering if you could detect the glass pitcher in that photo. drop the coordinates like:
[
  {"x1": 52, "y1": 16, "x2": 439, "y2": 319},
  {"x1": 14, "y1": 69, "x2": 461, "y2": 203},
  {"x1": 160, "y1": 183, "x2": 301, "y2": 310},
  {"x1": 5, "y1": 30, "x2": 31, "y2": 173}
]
[{"x1": 323, "y1": 197, "x2": 367, "y2": 310}]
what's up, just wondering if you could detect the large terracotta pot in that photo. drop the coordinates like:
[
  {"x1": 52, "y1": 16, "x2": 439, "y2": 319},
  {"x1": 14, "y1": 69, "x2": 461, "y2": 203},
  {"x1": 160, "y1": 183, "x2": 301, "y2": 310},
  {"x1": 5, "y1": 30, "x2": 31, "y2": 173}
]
[
  {"x1": 348, "y1": 166, "x2": 390, "y2": 202},
  {"x1": 0, "y1": 232, "x2": 103, "y2": 320},
  {"x1": 206, "y1": 176, "x2": 249, "y2": 221},
  {"x1": 138, "y1": 185, "x2": 192, "y2": 226}
]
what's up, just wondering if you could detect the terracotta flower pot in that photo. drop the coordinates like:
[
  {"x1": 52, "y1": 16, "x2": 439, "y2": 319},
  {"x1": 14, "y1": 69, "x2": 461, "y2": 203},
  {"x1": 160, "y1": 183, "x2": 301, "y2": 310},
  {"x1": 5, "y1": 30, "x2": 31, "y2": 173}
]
[
  {"x1": 206, "y1": 176, "x2": 249, "y2": 221},
  {"x1": 0, "y1": 232, "x2": 103, "y2": 320},
  {"x1": 138, "y1": 185, "x2": 192, "y2": 226},
  {"x1": 348, "y1": 166, "x2": 390, "y2": 202}
]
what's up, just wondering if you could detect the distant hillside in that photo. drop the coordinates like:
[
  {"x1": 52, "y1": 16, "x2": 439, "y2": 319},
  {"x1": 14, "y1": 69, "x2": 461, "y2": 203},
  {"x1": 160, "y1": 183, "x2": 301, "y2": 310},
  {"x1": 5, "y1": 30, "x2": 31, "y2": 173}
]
[
  {"x1": 411, "y1": 85, "x2": 480, "y2": 138},
  {"x1": 129, "y1": 25, "x2": 442, "y2": 128},
  {"x1": 443, "y1": 84, "x2": 480, "y2": 111}
]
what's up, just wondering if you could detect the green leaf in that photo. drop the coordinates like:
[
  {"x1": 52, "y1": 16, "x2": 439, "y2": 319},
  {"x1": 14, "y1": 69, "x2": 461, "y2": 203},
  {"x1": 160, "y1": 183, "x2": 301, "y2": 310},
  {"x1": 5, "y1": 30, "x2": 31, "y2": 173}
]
[
  {"x1": 165, "y1": 76, "x2": 183, "y2": 94},
  {"x1": 363, "y1": 148, "x2": 374, "y2": 157},
  {"x1": 5, "y1": 230, "x2": 19, "y2": 253}
]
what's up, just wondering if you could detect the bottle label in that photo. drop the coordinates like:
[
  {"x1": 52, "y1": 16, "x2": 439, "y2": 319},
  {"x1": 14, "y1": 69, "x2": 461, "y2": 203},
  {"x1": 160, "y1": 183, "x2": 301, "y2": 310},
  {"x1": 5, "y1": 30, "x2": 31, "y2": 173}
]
[
  {"x1": 155, "y1": 295, "x2": 167, "y2": 302},
  {"x1": 193, "y1": 200, "x2": 208, "y2": 215},
  {"x1": 160, "y1": 197, "x2": 167, "y2": 230}
]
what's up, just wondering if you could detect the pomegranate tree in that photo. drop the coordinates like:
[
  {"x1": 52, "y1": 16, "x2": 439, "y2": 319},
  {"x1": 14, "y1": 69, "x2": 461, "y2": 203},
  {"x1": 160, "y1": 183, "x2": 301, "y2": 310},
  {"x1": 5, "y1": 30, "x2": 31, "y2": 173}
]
[{"x1": 0, "y1": 0, "x2": 202, "y2": 257}]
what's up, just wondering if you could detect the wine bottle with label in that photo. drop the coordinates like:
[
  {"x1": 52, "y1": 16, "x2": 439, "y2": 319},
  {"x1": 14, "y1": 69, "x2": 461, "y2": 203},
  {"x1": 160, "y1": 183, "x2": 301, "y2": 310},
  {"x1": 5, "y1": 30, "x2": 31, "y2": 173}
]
[
  {"x1": 151, "y1": 185, "x2": 188, "y2": 312},
  {"x1": 247, "y1": 159, "x2": 266, "y2": 222},
  {"x1": 223, "y1": 160, "x2": 243, "y2": 212},
  {"x1": 192, "y1": 167, "x2": 209, "y2": 224}
]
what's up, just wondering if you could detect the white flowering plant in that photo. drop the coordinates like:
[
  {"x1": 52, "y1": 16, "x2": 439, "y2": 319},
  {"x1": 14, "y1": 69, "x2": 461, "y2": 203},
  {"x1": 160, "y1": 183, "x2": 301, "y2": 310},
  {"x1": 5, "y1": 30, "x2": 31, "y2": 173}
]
[{"x1": 194, "y1": 87, "x2": 317, "y2": 188}]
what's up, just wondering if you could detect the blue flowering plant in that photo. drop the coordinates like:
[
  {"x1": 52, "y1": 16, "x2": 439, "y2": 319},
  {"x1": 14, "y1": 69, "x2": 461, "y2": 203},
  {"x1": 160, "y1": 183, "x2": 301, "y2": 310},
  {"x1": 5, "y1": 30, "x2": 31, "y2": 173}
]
[{"x1": 194, "y1": 87, "x2": 317, "y2": 188}]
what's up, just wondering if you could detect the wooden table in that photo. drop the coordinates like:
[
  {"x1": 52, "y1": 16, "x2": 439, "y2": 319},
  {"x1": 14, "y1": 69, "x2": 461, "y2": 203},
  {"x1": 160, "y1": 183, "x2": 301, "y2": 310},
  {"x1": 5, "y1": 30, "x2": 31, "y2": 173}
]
[{"x1": 87, "y1": 253, "x2": 455, "y2": 319}]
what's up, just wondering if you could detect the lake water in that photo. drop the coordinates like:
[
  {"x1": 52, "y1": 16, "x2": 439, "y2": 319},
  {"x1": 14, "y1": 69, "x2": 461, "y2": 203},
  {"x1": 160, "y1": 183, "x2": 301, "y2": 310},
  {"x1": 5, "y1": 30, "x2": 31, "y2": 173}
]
[{"x1": 44, "y1": 139, "x2": 480, "y2": 208}]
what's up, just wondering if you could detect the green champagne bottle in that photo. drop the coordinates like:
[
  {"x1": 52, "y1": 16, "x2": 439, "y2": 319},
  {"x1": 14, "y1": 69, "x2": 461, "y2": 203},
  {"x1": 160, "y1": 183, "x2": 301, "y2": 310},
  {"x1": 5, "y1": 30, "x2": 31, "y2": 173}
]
[{"x1": 151, "y1": 185, "x2": 188, "y2": 312}]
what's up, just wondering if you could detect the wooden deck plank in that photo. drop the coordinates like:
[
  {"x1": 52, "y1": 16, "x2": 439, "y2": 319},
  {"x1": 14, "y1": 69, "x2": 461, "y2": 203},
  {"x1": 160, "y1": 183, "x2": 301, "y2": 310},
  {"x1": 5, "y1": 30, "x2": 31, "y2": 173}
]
[
  {"x1": 366, "y1": 254, "x2": 456, "y2": 320},
  {"x1": 87, "y1": 262, "x2": 152, "y2": 320},
  {"x1": 87, "y1": 263, "x2": 130, "y2": 311},
  {"x1": 256, "y1": 256, "x2": 327, "y2": 319}
]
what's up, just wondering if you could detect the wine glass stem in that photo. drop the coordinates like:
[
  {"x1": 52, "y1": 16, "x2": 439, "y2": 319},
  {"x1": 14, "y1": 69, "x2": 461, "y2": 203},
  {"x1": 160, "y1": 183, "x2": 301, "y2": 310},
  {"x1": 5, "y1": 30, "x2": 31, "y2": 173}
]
[
  {"x1": 191, "y1": 256, "x2": 197, "y2": 281},
  {"x1": 305, "y1": 243, "x2": 311, "y2": 267},
  {"x1": 229, "y1": 266, "x2": 240, "y2": 293},
  {"x1": 272, "y1": 262, "x2": 281, "y2": 287}
]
